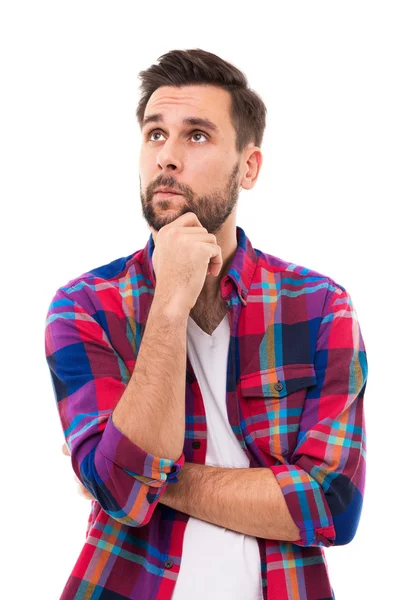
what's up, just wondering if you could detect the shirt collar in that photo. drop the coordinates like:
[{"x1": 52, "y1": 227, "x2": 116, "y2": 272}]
[{"x1": 142, "y1": 225, "x2": 259, "y2": 306}]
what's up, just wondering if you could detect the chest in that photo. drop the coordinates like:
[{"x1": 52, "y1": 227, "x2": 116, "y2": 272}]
[{"x1": 189, "y1": 299, "x2": 227, "y2": 335}]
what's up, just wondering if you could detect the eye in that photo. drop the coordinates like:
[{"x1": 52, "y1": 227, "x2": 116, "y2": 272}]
[
  {"x1": 147, "y1": 130, "x2": 208, "y2": 144},
  {"x1": 190, "y1": 131, "x2": 208, "y2": 143},
  {"x1": 147, "y1": 130, "x2": 165, "y2": 142}
]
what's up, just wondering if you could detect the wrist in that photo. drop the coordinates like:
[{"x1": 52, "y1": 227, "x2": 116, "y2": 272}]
[{"x1": 152, "y1": 291, "x2": 191, "y2": 321}]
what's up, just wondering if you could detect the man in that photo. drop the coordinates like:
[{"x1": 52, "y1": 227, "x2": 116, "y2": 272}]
[{"x1": 45, "y1": 48, "x2": 368, "y2": 600}]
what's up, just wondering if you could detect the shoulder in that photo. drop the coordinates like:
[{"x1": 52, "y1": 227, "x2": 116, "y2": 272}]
[
  {"x1": 47, "y1": 248, "x2": 145, "y2": 313},
  {"x1": 256, "y1": 248, "x2": 346, "y2": 288}
]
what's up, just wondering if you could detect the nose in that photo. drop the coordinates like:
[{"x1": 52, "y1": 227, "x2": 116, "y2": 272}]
[{"x1": 157, "y1": 137, "x2": 183, "y2": 172}]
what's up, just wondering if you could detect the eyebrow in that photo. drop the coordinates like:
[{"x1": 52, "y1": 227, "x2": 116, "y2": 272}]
[{"x1": 141, "y1": 113, "x2": 220, "y2": 133}]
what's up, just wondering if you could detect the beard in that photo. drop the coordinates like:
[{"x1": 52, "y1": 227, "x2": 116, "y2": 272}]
[{"x1": 140, "y1": 160, "x2": 241, "y2": 235}]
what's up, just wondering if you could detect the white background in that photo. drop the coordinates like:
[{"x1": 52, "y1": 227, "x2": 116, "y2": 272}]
[{"x1": 1, "y1": 1, "x2": 399, "y2": 598}]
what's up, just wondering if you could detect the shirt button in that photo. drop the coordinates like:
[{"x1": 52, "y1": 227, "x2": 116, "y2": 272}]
[
  {"x1": 274, "y1": 381, "x2": 284, "y2": 391},
  {"x1": 164, "y1": 559, "x2": 174, "y2": 569},
  {"x1": 192, "y1": 441, "x2": 201, "y2": 449}
]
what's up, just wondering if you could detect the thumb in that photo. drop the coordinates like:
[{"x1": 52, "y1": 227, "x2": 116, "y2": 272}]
[{"x1": 148, "y1": 225, "x2": 158, "y2": 243}]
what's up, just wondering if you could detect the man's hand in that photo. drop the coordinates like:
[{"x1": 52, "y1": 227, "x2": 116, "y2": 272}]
[{"x1": 61, "y1": 442, "x2": 96, "y2": 501}]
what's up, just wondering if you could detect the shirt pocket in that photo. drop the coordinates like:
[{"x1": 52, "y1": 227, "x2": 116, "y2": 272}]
[{"x1": 239, "y1": 363, "x2": 317, "y2": 462}]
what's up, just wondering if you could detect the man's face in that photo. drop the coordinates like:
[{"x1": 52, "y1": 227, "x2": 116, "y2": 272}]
[{"x1": 138, "y1": 84, "x2": 243, "y2": 234}]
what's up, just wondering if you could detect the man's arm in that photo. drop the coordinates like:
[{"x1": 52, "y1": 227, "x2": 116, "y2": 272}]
[
  {"x1": 66, "y1": 447, "x2": 299, "y2": 541},
  {"x1": 159, "y1": 462, "x2": 301, "y2": 541},
  {"x1": 45, "y1": 285, "x2": 187, "y2": 528},
  {"x1": 112, "y1": 290, "x2": 189, "y2": 463},
  {"x1": 269, "y1": 285, "x2": 368, "y2": 547},
  {"x1": 160, "y1": 285, "x2": 368, "y2": 548}
]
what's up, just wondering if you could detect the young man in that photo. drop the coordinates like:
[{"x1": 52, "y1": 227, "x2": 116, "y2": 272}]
[{"x1": 45, "y1": 48, "x2": 368, "y2": 600}]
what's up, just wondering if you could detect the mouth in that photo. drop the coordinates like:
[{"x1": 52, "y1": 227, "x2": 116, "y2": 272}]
[{"x1": 154, "y1": 191, "x2": 183, "y2": 199}]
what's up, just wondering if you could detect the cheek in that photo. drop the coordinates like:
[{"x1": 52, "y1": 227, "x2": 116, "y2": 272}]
[
  {"x1": 138, "y1": 149, "x2": 151, "y2": 174},
  {"x1": 192, "y1": 159, "x2": 227, "y2": 190}
]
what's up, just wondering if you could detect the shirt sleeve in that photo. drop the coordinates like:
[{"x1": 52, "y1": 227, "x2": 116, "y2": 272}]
[
  {"x1": 44, "y1": 287, "x2": 185, "y2": 527},
  {"x1": 269, "y1": 284, "x2": 368, "y2": 547}
]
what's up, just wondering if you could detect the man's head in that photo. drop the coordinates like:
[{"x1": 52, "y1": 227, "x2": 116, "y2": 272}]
[{"x1": 137, "y1": 49, "x2": 266, "y2": 234}]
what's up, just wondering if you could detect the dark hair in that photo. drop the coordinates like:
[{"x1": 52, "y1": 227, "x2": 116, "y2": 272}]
[{"x1": 136, "y1": 48, "x2": 267, "y2": 154}]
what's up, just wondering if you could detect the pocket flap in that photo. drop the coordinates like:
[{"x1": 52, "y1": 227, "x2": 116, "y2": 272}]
[{"x1": 240, "y1": 363, "x2": 316, "y2": 398}]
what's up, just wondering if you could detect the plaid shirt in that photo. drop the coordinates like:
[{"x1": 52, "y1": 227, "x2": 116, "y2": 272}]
[{"x1": 44, "y1": 225, "x2": 368, "y2": 600}]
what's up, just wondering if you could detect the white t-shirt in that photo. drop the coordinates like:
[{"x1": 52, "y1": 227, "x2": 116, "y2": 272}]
[{"x1": 171, "y1": 314, "x2": 263, "y2": 600}]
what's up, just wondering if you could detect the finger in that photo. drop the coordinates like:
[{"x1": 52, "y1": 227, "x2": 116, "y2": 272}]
[
  {"x1": 79, "y1": 485, "x2": 94, "y2": 500},
  {"x1": 208, "y1": 246, "x2": 223, "y2": 277},
  {"x1": 79, "y1": 485, "x2": 95, "y2": 501},
  {"x1": 62, "y1": 442, "x2": 70, "y2": 456},
  {"x1": 74, "y1": 475, "x2": 95, "y2": 501}
]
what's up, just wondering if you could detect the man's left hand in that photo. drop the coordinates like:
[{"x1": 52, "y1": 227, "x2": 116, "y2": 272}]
[{"x1": 61, "y1": 442, "x2": 96, "y2": 501}]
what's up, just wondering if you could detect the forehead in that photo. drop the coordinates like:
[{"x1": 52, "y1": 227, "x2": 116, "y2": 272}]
[{"x1": 143, "y1": 85, "x2": 233, "y2": 133}]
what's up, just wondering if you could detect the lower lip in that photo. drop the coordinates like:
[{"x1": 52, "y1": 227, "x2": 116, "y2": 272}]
[{"x1": 154, "y1": 192, "x2": 183, "y2": 198}]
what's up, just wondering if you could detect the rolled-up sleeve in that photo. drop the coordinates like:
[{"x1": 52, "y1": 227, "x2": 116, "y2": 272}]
[
  {"x1": 270, "y1": 284, "x2": 368, "y2": 547},
  {"x1": 44, "y1": 287, "x2": 185, "y2": 527}
]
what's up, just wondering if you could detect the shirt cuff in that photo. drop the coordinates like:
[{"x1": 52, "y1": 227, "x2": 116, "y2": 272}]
[
  {"x1": 270, "y1": 463, "x2": 336, "y2": 547},
  {"x1": 97, "y1": 412, "x2": 185, "y2": 488}
]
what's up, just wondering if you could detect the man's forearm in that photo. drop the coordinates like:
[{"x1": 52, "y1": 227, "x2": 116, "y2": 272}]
[
  {"x1": 112, "y1": 293, "x2": 189, "y2": 462},
  {"x1": 160, "y1": 462, "x2": 300, "y2": 542}
]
